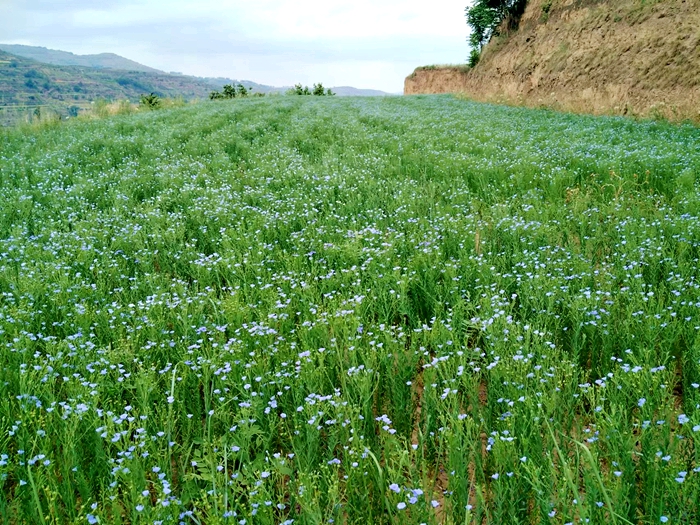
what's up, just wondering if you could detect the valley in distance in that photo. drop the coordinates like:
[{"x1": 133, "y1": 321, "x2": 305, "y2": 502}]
[{"x1": 0, "y1": 43, "x2": 394, "y2": 125}]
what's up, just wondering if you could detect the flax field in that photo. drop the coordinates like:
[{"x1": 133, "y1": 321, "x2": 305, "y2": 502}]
[{"x1": 1, "y1": 95, "x2": 700, "y2": 524}]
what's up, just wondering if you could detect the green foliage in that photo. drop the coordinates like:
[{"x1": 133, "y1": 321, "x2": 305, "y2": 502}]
[
  {"x1": 223, "y1": 83, "x2": 237, "y2": 98},
  {"x1": 465, "y1": 0, "x2": 529, "y2": 51},
  {"x1": 468, "y1": 48, "x2": 481, "y2": 68},
  {"x1": 288, "y1": 83, "x2": 335, "y2": 96},
  {"x1": 541, "y1": 0, "x2": 553, "y2": 21},
  {"x1": 288, "y1": 83, "x2": 311, "y2": 96},
  {"x1": 466, "y1": 2, "x2": 501, "y2": 50},
  {"x1": 313, "y1": 83, "x2": 335, "y2": 96},
  {"x1": 139, "y1": 92, "x2": 162, "y2": 110},
  {"x1": 209, "y1": 83, "x2": 257, "y2": 101},
  {"x1": 1, "y1": 96, "x2": 699, "y2": 524}
]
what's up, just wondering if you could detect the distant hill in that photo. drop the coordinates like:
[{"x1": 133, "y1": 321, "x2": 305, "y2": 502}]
[
  {"x1": 0, "y1": 44, "x2": 394, "y2": 124},
  {"x1": 202, "y1": 77, "x2": 287, "y2": 94},
  {"x1": 204, "y1": 78, "x2": 391, "y2": 97},
  {"x1": 331, "y1": 86, "x2": 391, "y2": 97},
  {"x1": 0, "y1": 44, "x2": 393, "y2": 97},
  {"x1": 0, "y1": 50, "x2": 217, "y2": 124},
  {"x1": 0, "y1": 44, "x2": 161, "y2": 73}
]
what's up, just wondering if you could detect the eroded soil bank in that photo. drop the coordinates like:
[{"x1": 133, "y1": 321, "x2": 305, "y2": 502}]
[{"x1": 405, "y1": 0, "x2": 700, "y2": 122}]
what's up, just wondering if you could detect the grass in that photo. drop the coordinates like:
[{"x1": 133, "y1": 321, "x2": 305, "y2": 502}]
[{"x1": 0, "y1": 94, "x2": 699, "y2": 524}]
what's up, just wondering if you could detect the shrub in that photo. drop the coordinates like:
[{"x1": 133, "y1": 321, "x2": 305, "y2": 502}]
[
  {"x1": 210, "y1": 84, "x2": 255, "y2": 100},
  {"x1": 222, "y1": 84, "x2": 237, "y2": 98},
  {"x1": 468, "y1": 49, "x2": 481, "y2": 68},
  {"x1": 287, "y1": 84, "x2": 310, "y2": 96},
  {"x1": 288, "y1": 83, "x2": 335, "y2": 96},
  {"x1": 140, "y1": 92, "x2": 162, "y2": 110},
  {"x1": 541, "y1": 0, "x2": 553, "y2": 21}
]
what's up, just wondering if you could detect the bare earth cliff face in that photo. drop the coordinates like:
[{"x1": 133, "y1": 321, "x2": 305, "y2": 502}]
[{"x1": 405, "y1": 0, "x2": 700, "y2": 122}]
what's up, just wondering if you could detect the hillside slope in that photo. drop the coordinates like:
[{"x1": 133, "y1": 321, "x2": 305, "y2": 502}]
[
  {"x1": 0, "y1": 50, "x2": 223, "y2": 124},
  {"x1": 0, "y1": 44, "x2": 161, "y2": 73},
  {"x1": 405, "y1": 0, "x2": 700, "y2": 121},
  {"x1": 0, "y1": 45, "x2": 296, "y2": 95},
  {"x1": 0, "y1": 44, "x2": 392, "y2": 123}
]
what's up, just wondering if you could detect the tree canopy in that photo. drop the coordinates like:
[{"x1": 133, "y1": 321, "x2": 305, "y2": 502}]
[{"x1": 465, "y1": 0, "x2": 528, "y2": 51}]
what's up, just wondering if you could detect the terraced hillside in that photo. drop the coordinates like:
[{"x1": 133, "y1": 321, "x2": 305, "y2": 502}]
[
  {"x1": 0, "y1": 44, "x2": 161, "y2": 73},
  {"x1": 0, "y1": 50, "x2": 216, "y2": 124}
]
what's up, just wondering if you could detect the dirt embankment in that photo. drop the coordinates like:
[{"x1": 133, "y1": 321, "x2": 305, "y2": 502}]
[{"x1": 405, "y1": 0, "x2": 700, "y2": 122}]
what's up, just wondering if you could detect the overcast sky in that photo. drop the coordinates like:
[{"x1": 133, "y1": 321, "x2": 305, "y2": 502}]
[{"x1": 1, "y1": 0, "x2": 471, "y2": 92}]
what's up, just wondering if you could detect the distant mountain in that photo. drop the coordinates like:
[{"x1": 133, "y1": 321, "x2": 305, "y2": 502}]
[
  {"x1": 0, "y1": 50, "x2": 217, "y2": 124},
  {"x1": 0, "y1": 44, "x2": 394, "y2": 124},
  {"x1": 330, "y1": 86, "x2": 392, "y2": 97},
  {"x1": 202, "y1": 77, "x2": 287, "y2": 94},
  {"x1": 203, "y1": 79, "x2": 391, "y2": 97},
  {"x1": 0, "y1": 44, "x2": 161, "y2": 73},
  {"x1": 0, "y1": 45, "x2": 393, "y2": 97}
]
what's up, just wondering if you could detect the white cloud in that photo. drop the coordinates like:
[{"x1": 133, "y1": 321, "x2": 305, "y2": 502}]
[{"x1": 2, "y1": 0, "x2": 470, "y2": 92}]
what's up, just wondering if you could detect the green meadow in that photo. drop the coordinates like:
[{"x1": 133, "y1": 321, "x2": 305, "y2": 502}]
[{"x1": 1, "y1": 95, "x2": 700, "y2": 524}]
